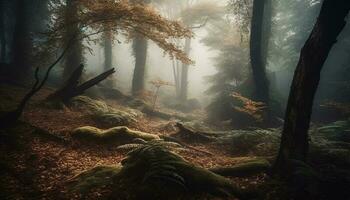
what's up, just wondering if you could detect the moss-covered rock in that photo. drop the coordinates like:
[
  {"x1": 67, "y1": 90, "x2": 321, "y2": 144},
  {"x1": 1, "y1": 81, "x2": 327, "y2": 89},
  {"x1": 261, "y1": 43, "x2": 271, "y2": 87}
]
[
  {"x1": 69, "y1": 96, "x2": 140, "y2": 126},
  {"x1": 71, "y1": 126, "x2": 160, "y2": 144},
  {"x1": 313, "y1": 119, "x2": 350, "y2": 142},
  {"x1": 70, "y1": 96, "x2": 110, "y2": 114},
  {"x1": 67, "y1": 143, "x2": 245, "y2": 200},
  {"x1": 68, "y1": 165, "x2": 121, "y2": 194},
  {"x1": 110, "y1": 143, "x2": 243, "y2": 200},
  {"x1": 216, "y1": 129, "x2": 280, "y2": 156}
]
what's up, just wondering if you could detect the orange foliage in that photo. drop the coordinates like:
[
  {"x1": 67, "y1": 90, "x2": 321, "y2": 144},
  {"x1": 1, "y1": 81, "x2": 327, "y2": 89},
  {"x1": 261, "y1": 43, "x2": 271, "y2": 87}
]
[
  {"x1": 231, "y1": 92, "x2": 266, "y2": 121},
  {"x1": 45, "y1": 0, "x2": 193, "y2": 64},
  {"x1": 149, "y1": 79, "x2": 174, "y2": 88}
]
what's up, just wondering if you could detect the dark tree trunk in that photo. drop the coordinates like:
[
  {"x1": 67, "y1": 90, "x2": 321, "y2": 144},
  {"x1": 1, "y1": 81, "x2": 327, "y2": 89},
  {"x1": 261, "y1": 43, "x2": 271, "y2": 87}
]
[
  {"x1": 11, "y1": 0, "x2": 32, "y2": 80},
  {"x1": 103, "y1": 31, "x2": 113, "y2": 71},
  {"x1": 261, "y1": 0, "x2": 272, "y2": 68},
  {"x1": 63, "y1": 0, "x2": 83, "y2": 81},
  {"x1": 273, "y1": 0, "x2": 350, "y2": 176},
  {"x1": 179, "y1": 37, "x2": 191, "y2": 101},
  {"x1": 31, "y1": 0, "x2": 49, "y2": 33},
  {"x1": 250, "y1": 0, "x2": 269, "y2": 104},
  {"x1": 131, "y1": 35, "x2": 148, "y2": 96},
  {"x1": 48, "y1": 64, "x2": 116, "y2": 102},
  {"x1": 0, "y1": 0, "x2": 6, "y2": 62}
]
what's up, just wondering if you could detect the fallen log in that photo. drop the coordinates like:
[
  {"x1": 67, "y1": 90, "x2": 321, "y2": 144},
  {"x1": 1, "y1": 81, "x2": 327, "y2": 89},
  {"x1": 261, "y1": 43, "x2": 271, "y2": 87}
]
[{"x1": 47, "y1": 64, "x2": 116, "y2": 102}]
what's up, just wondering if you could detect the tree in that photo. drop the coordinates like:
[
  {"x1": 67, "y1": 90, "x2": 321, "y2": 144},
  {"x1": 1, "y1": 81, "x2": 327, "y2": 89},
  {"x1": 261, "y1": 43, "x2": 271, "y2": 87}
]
[
  {"x1": 201, "y1": 19, "x2": 249, "y2": 124},
  {"x1": 46, "y1": 0, "x2": 192, "y2": 72},
  {"x1": 11, "y1": 0, "x2": 32, "y2": 80},
  {"x1": 273, "y1": 0, "x2": 350, "y2": 176},
  {"x1": 131, "y1": 33, "x2": 149, "y2": 96},
  {"x1": 249, "y1": 0, "x2": 269, "y2": 104},
  {"x1": 103, "y1": 30, "x2": 113, "y2": 71},
  {"x1": 62, "y1": 0, "x2": 84, "y2": 81},
  {"x1": 178, "y1": 1, "x2": 222, "y2": 101},
  {"x1": 131, "y1": 0, "x2": 151, "y2": 96},
  {"x1": 0, "y1": 0, "x2": 7, "y2": 62},
  {"x1": 179, "y1": 37, "x2": 191, "y2": 100}
]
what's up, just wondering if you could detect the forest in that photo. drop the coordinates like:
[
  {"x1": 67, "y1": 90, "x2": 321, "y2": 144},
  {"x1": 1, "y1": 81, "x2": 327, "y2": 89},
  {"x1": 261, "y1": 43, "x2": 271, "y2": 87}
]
[{"x1": 0, "y1": 0, "x2": 350, "y2": 199}]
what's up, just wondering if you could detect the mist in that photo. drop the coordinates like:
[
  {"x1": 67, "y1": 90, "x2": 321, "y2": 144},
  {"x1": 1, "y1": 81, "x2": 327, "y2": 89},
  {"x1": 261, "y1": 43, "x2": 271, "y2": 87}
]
[{"x1": 1, "y1": 0, "x2": 350, "y2": 199}]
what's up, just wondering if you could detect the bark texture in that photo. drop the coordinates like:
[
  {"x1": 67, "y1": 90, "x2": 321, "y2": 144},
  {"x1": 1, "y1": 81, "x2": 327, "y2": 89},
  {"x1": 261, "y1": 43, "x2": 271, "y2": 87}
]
[
  {"x1": 0, "y1": 0, "x2": 6, "y2": 62},
  {"x1": 179, "y1": 38, "x2": 191, "y2": 101},
  {"x1": 131, "y1": 35, "x2": 148, "y2": 96},
  {"x1": 48, "y1": 64, "x2": 116, "y2": 102},
  {"x1": 11, "y1": 0, "x2": 32, "y2": 80},
  {"x1": 273, "y1": 0, "x2": 350, "y2": 175},
  {"x1": 63, "y1": 0, "x2": 83, "y2": 81},
  {"x1": 103, "y1": 30, "x2": 113, "y2": 71},
  {"x1": 250, "y1": 0, "x2": 269, "y2": 104}
]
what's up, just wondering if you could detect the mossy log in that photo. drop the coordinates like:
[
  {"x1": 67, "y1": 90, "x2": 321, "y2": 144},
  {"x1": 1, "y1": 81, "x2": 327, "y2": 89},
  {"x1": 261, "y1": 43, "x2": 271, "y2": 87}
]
[
  {"x1": 71, "y1": 126, "x2": 160, "y2": 144},
  {"x1": 209, "y1": 158, "x2": 271, "y2": 177}
]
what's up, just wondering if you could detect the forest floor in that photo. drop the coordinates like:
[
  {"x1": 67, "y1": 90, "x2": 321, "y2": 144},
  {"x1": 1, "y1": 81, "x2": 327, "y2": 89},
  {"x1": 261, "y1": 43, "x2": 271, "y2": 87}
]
[{"x1": 0, "y1": 83, "x2": 267, "y2": 200}]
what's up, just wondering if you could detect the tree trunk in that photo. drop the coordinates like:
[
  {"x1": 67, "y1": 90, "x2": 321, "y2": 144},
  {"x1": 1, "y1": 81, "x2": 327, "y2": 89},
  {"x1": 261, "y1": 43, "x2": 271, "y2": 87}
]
[
  {"x1": 261, "y1": 0, "x2": 272, "y2": 68},
  {"x1": 31, "y1": 0, "x2": 49, "y2": 33},
  {"x1": 103, "y1": 30, "x2": 113, "y2": 71},
  {"x1": 48, "y1": 64, "x2": 116, "y2": 102},
  {"x1": 250, "y1": 0, "x2": 269, "y2": 104},
  {"x1": 62, "y1": 0, "x2": 83, "y2": 81},
  {"x1": 179, "y1": 37, "x2": 191, "y2": 101},
  {"x1": 11, "y1": 0, "x2": 32, "y2": 80},
  {"x1": 131, "y1": 35, "x2": 148, "y2": 96},
  {"x1": 0, "y1": 0, "x2": 6, "y2": 62},
  {"x1": 273, "y1": 0, "x2": 350, "y2": 176}
]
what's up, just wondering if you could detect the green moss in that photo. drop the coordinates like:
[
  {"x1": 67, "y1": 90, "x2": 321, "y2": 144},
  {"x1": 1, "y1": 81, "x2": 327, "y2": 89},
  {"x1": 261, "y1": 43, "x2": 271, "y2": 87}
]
[
  {"x1": 210, "y1": 158, "x2": 271, "y2": 177},
  {"x1": 110, "y1": 143, "x2": 243, "y2": 200},
  {"x1": 68, "y1": 165, "x2": 121, "y2": 194},
  {"x1": 70, "y1": 96, "x2": 110, "y2": 114},
  {"x1": 72, "y1": 126, "x2": 160, "y2": 144},
  {"x1": 69, "y1": 96, "x2": 140, "y2": 126}
]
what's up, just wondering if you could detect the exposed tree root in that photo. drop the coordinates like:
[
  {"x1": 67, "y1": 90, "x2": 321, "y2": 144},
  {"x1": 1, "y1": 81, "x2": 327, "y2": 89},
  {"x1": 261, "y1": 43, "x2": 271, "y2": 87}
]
[
  {"x1": 173, "y1": 122, "x2": 216, "y2": 143},
  {"x1": 71, "y1": 126, "x2": 160, "y2": 145},
  {"x1": 209, "y1": 158, "x2": 271, "y2": 177}
]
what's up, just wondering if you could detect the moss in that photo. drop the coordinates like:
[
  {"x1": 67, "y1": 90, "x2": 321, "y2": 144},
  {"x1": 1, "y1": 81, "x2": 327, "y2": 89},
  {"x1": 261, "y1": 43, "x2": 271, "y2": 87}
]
[
  {"x1": 72, "y1": 126, "x2": 160, "y2": 144},
  {"x1": 109, "y1": 143, "x2": 243, "y2": 200},
  {"x1": 68, "y1": 165, "x2": 121, "y2": 194},
  {"x1": 69, "y1": 96, "x2": 140, "y2": 126},
  {"x1": 70, "y1": 96, "x2": 110, "y2": 114},
  {"x1": 216, "y1": 129, "x2": 280, "y2": 156},
  {"x1": 95, "y1": 110, "x2": 139, "y2": 126},
  {"x1": 314, "y1": 119, "x2": 350, "y2": 142},
  {"x1": 210, "y1": 158, "x2": 271, "y2": 177}
]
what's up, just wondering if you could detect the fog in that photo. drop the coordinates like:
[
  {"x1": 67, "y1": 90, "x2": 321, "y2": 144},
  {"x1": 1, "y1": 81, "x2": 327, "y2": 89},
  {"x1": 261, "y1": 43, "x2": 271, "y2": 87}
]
[{"x1": 69, "y1": 0, "x2": 350, "y2": 114}]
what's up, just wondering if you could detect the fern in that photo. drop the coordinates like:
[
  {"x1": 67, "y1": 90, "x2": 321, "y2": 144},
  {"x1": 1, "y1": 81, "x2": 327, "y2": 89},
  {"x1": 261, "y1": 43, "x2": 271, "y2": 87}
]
[{"x1": 120, "y1": 142, "x2": 188, "y2": 191}]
